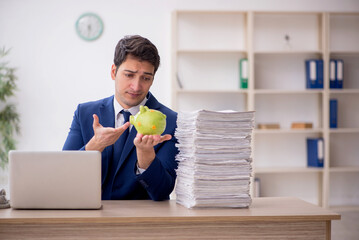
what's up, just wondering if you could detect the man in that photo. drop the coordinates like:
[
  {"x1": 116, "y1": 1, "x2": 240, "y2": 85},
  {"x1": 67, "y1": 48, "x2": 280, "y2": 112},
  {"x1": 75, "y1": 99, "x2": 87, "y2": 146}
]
[{"x1": 63, "y1": 35, "x2": 178, "y2": 201}]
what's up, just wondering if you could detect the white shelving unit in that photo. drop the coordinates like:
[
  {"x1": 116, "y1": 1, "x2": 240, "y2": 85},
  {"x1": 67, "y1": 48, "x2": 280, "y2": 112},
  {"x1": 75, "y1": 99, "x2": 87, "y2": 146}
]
[
  {"x1": 327, "y1": 12, "x2": 359, "y2": 209},
  {"x1": 171, "y1": 10, "x2": 359, "y2": 209}
]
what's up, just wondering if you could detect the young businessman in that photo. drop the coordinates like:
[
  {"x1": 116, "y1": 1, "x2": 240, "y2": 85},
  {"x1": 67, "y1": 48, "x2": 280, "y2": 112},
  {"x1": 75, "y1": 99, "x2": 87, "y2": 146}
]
[{"x1": 63, "y1": 35, "x2": 178, "y2": 201}]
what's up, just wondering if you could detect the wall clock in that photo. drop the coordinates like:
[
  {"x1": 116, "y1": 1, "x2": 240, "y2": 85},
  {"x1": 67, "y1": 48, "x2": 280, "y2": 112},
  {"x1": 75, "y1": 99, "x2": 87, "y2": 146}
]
[{"x1": 75, "y1": 13, "x2": 104, "y2": 41}]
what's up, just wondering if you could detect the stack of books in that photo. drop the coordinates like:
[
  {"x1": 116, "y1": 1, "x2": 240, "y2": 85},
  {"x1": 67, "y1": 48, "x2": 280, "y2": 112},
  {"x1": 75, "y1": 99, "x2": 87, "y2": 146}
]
[{"x1": 175, "y1": 110, "x2": 255, "y2": 208}]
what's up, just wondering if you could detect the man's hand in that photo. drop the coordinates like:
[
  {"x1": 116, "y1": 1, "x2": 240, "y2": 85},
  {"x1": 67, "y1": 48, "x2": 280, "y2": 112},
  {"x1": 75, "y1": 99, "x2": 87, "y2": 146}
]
[
  {"x1": 85, "y1": 114, "x2": 130, "y2": 152},
  {"x1": 134, "y1": 133, "x2": 172, "y2": 169}
]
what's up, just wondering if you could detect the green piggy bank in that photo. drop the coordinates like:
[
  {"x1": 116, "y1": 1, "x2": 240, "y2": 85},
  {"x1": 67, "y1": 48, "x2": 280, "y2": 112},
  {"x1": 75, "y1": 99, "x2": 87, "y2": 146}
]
[{"x1": 130, "y1": 106, "x2": 167, "y2": 135}]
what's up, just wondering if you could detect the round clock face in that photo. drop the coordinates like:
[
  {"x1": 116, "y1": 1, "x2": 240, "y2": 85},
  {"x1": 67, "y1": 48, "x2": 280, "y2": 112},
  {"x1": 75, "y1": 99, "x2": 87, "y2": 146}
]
[{"x1": 75, "y1": 13, "x2": 104, "y2": 41}]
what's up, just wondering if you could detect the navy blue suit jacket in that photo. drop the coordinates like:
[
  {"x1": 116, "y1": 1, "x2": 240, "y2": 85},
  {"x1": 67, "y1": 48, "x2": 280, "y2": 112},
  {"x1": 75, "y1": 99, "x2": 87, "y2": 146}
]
[{"x1": 63, "y1": 92, "x2": 178, "y2": 201}]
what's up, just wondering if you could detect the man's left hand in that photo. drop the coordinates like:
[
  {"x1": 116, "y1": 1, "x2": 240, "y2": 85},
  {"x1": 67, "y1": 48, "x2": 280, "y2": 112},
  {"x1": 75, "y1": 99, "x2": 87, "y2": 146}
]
[{"x1": 134, "y1": 133, "x2": 172, "y2": 169}]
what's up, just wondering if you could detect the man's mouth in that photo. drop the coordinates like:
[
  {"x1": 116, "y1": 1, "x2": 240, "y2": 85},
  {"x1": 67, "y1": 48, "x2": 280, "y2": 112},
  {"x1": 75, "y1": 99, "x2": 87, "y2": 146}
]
[{"x1": 127, "y1": 92, "x2": 142, "y2": 98}]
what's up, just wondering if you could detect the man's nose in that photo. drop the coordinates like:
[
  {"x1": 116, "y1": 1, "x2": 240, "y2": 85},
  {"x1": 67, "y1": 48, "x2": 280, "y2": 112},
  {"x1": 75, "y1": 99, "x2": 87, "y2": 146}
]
[{"x1": 131, "y1": 77, "x2": 142, "y2": 91}]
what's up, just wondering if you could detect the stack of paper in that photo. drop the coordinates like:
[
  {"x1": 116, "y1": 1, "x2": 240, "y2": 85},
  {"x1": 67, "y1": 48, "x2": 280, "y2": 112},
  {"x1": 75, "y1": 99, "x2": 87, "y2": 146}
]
[{"x1": 175, "y1": 110, "x2": 255, "y2": 208}]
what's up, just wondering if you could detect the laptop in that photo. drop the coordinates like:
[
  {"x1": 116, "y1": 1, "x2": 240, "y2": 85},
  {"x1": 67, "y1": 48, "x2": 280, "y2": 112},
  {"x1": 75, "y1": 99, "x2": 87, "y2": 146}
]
[{"x1": 9, "y1": 150, "x2": 102, "y2": 209}]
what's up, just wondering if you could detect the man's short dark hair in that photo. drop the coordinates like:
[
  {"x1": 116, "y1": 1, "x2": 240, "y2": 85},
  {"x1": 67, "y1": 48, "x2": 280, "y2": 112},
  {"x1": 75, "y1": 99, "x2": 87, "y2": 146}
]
[{"x1": 114, "y1": 35, "x2": 160, "y2": 74}]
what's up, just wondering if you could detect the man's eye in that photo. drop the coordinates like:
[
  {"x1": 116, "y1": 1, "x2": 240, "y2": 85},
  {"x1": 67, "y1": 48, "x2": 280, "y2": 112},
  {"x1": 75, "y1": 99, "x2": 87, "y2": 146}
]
[
  {"x1": 125, "y1": 74, "x2": 134, "y2": 78},
  {"x1": 143, "y1": 76, "x2": 152, "y2": 81}
]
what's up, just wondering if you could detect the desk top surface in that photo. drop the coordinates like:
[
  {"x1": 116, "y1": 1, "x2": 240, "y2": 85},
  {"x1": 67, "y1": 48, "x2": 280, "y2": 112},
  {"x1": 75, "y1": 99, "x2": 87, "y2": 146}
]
[{"x1": 0, "y1": 197, "x2": 340, "y2": 224}]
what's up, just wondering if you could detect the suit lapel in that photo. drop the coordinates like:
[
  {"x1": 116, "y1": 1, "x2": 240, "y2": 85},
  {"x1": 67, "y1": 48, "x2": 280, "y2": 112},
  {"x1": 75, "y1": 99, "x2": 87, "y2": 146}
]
[
  {"x1": 145, "y1": 92, "x2": 161, "y2": 110},
  {"x1": 99, "y1": 96, "x2": 115, "y2": 183},
  {"x1": 99, "y1": 96, "x2": 115, "y2": 128}
]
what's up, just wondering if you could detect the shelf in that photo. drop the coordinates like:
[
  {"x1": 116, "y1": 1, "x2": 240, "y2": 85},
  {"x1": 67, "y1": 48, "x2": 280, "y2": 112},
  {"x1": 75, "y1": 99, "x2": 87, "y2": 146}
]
[
  {"x1": 176, "y1": 10, "x2": 247, "y2": 14},
  {"x1": 329, "y1": 128, "x2": 359, "y2": 133},
  {"x1": 172, "y1": 10, "x2": 359, "y2": 209},
  {"x1": 177, "y1": 49, "x2": 247, "y2": 54},
  {"x1": 254, "y1": 171, "x2": 321, "y2": 205},
  {"x1": 329, "y1": 205, "x2": 359, "y2": 212},
  {"x1": 329, "y1": 172, "x2": 359, "y2": 207},
  {"x1": 329, "y1": 167, "x2": 359, "y2": 173},
  {"x1": 253, "y1": 12, "x2": 322, "y2": 53},
  {"x1": 253, "y1": 89, "x2": 359, "y2": 95},
  {"x1": 330, "y1": 13, "x2": 359, "y2": 52},
  {"x1": 176, "y1": 52, "x2": 246, "y2": 92},
  {"x1": 329, "y1": 89, "x2": 359, "y2": 94},
  {"x1": 254, "y1": 50, "x2": 322, "y2": 55},
  {"x1": 176, "y1": 11, "x2": 247, "y2": 51},
  {"x1": 176, "y1": 91, "x2": 247, "y2": 112},
  {"x1": 254, "y1": 167, "x2": 323, "y2": 174},
  {"x1": 255, "y1": 94, "x2": 322, "y2": 129},
  {"x1": 177, "y1": 89, "x2": 248, "y2": 94},
  {"x1": 254, "y1": 129, "x2": 323, "y2": 134},
  {"x1": 330, "y1": 51, "x2": 359, "y2": 56},
  {"x1": 254, "y1": 89, "x2": 323, "y2": 94},
  {"x1": 327, "y1": 55, "x2": 359, "y2": 89},
  {"x1": 254, "y1": 53, "x2": 324, "y2": 90}
]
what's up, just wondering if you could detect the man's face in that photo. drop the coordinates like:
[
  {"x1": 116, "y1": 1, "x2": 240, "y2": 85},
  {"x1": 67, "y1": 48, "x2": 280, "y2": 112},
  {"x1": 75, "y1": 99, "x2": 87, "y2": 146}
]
[{"x1": 111, "y1": 55, "x2": 154, "y2": 109}]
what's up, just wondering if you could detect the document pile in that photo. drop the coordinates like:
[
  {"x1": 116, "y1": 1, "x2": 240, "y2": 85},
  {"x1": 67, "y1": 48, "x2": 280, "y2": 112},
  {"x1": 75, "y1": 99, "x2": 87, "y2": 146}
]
[{"x1": 175, "y1": 110, "x2": 255, "y2": 208}]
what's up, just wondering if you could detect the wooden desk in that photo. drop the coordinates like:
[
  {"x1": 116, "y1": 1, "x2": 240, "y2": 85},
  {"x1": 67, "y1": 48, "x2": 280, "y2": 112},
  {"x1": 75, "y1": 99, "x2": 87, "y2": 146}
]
[{"x1": 0, "y1": 197, "x2": 340, "y2": 240}]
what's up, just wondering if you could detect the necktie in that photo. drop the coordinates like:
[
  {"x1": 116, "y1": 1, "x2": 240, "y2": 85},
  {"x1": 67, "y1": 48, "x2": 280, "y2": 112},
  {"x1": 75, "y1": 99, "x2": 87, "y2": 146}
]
[{"x1": 114, "y1": 110, "x2": 131, "y2": 162}]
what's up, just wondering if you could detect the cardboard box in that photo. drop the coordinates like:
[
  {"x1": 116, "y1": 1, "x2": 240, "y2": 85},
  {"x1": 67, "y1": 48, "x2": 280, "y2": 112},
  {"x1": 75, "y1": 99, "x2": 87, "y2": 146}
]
[
  {"x1": 291, "y1": 122, "x2": 313, "y2": 129},
  {"x1": 257, "y1": 123, "x2": 280, "y2": 129}
]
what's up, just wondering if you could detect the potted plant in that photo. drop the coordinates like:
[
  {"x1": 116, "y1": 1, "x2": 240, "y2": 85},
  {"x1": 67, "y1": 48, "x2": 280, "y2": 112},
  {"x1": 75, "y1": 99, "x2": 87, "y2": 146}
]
[{"x1": 0, "y1": 47, "x2": 20, "y2": 169}]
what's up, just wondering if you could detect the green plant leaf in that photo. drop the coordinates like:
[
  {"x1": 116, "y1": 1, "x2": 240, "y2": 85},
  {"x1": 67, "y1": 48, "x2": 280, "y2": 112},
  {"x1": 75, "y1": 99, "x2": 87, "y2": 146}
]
[{"x1": 0, "y1": 47, "x2": 20, "y2": 169}]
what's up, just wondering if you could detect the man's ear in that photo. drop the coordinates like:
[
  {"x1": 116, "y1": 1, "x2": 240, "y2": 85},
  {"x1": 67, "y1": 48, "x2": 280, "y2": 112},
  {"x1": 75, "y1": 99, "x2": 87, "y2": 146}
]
[{"x1": 111, "y1": 64, "x2": 117, "y2": 80}]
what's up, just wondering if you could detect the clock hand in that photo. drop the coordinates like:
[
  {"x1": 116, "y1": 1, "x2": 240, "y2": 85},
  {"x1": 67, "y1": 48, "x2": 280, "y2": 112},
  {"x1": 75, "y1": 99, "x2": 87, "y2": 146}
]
[{"x1": 87, "y1": 25, "x2": 92, "y2": 37}]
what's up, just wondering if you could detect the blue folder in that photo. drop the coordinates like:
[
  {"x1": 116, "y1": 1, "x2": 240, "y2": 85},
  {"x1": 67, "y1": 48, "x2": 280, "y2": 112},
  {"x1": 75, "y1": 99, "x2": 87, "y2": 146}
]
[
  {"x1": 330, "y1": 59, "x2": 336, "y2": 89},
  {"x1": 330, "y1": 99, "x2": 338, "y2": 128},
  {"x1": 316, "y1": 59, "x2": 323, "y2": 88},
  {"x1": 307, "y1": 138, "x2": 324, "y2": 168},
  {"x1": 305, "y1": 59, "x2": 323, "y2": 89},
  {"x1": 330, "y1": 59, "x2": 344, "y2": 89},
  {"x1": 336, "y1": 59, "x2": 344, "y2": 89}
]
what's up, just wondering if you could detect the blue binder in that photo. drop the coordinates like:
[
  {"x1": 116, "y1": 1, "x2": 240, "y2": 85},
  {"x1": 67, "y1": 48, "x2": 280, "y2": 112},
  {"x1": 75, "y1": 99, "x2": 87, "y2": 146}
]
[
  {"x1": 336, "y1": 59, "x2": 344, "y2": 89},
  {"x1": 330, "y1": 99, "x2": 338, "y2": 128},
  {"x1": 329, "y1": 59, "x2": 344, "y2": 89},
  {"x1": 307, "y1": 138, "x2": 324, "y2": 168},
  {"x1": 329, "y1": 59, "x2": 336, "y2": 89},
  {"x1": 316, "y1": 59, "x2": 323, "y2": 88},
  {"x1": 306, "y1": 60, "x2": 317, "y2": 88},
  {"x1": 305, "y1": 59, "x2": 323, "y2": 89}
]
